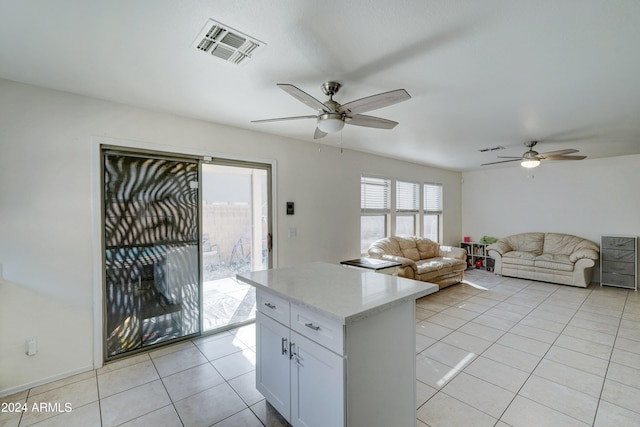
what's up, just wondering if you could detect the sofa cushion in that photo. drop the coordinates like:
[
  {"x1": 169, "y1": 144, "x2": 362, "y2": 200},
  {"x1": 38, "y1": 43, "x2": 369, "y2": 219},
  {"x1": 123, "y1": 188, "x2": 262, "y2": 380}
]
[
  {"x1": 544, "y1": 233, "x2": 600, "y2": 256},
  {"x1": 534, "y1": 254, "x2": 574, "y2": 272},
  {"x1": 416, "y1": 238, "x2": 440, "y2": 259},
  {"x1": 505, "y1": 232, "x2": 545, "y2": 255},
  {"x1": 416, "y1": 257, "x2": 466, "y2": 273},
  {"x1": 415, "y1": 257, "x2": 466, "y2": 281},
  {"x1": 502, "y1": 251, "x2": 536, "y2": 266},
  {"x1": 398, "y1": 236, "x2": 420, "y2": 261}
]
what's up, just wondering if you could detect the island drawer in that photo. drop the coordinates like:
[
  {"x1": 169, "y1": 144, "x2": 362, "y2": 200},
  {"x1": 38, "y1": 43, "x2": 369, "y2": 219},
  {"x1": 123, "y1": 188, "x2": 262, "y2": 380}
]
[
  {"x1": 257, "y1": 289, "x2": 290, "y2": 326},
  {"x1": 290, "y1": 304, "x2": 344, "y2": 355}
]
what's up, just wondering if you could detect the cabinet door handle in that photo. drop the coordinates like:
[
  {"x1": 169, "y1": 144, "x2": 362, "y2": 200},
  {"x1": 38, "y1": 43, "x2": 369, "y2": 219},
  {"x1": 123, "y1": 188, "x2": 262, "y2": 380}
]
[
  {"x1": 264, "y1": 302, "x2": 276, "y2": 309},
  {"x1": 289, "y1": 341, "x2": 296, "y2": 360},
  {"x1": 281, "y1": 337, "x2": 288, "y2": 356},
  {"x1": 305, "y1": 322, "x2": 321, "y2": 331}
]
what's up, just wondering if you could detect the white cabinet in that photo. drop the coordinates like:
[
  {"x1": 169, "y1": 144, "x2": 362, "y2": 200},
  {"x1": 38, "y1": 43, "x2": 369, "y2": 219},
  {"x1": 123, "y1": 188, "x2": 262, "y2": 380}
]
[
  {"x1": 255, "y1": 288, "x2": 418, "y2": 427},
  {"x1": 290, "y1": 331, "x2": 344, "y2": 427},
  {"x1": 240, "y1": 263, "x2": 438, "y2": 427},
  {"x1": 255, "y1": 311, "x2": 291, "y2": 420},
  {"x1": 256, "y1": 291, "x2": 344, "y2": 427}
]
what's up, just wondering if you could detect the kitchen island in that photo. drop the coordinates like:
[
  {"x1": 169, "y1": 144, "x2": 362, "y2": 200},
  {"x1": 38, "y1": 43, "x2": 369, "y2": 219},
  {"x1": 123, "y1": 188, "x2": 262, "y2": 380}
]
[{"x1": 237, "y1": 261, "x2": 438, "y2": 427}]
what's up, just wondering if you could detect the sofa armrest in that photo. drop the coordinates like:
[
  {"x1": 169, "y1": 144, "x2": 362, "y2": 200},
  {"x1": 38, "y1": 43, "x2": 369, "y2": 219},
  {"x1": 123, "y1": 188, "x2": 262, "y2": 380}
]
[
  {"x1": 487, "y1": 241, "x2": 511, "y2": 256},
  {"x1": 438, "y1": 245, "x2": 467, "y2": 261},
  {"x1": 377, "y1": 254, "x2": 417, "y2": 271},
  {"x1": 569, "y1": 248, "x2": 599, "y2": 263}
]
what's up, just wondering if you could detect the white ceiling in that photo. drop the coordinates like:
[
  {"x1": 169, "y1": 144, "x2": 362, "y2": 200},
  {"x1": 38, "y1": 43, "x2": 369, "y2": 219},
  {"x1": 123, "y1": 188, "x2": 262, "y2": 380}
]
[{"x1": 1, "y1": 0, "x2": 639, "y2": 171}]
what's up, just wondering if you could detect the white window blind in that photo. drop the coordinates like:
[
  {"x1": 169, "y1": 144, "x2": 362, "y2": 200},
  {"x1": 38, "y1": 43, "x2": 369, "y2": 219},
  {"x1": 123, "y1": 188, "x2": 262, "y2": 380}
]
[
  {"x1": 361, "y1": 176, "x2": 390, "y2": 212},
  {"x1": 396, "y1": 180, "x2": 419, "y2": 212},
  {"x1": 424, "y1": 183, "x2": 443, "y2": 214}
]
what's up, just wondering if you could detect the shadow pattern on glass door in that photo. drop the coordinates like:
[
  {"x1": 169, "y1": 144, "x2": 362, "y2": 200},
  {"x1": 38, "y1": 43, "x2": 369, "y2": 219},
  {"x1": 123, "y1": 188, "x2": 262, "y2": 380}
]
[{"x1": 103, "y1": 153, "x2": 200, "y2": 358}]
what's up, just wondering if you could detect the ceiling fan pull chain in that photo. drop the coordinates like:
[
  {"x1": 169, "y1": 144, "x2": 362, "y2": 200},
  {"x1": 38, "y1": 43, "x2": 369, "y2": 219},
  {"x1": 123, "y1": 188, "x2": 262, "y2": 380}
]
[{"x1": 340, "y1": 129, "x2": 344, "y2": 154}]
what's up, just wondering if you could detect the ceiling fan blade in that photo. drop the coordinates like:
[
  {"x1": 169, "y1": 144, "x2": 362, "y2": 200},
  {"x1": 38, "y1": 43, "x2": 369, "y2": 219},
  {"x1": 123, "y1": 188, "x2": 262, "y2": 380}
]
[
  {"x1": 540, "y1": 149, "x2": 579, "y2": 156},
  {"x1": 277, "y1": 84, "x2": 328, "y2": 112},
  {"x1": 496, "y1": 156, "x2": 525, "y2": 159},
  {"x1": 346, "y1": 114, "x2": 398, "y2": 129},
  {"x1": 338, "y1": 89, "x2": 410, "y2": 115},
  {"x1": 251, "y1": 115, "x2": 318, "y2": 123},
  {"x1": 543, "y1": 155, "x2": 587, "y2": 161},
  {"x1": 313, "y1": 127, "x2": 328, "y2": 139},
  {"x1": 481, "y1": 159, "x2": 522, "y2": 166}
]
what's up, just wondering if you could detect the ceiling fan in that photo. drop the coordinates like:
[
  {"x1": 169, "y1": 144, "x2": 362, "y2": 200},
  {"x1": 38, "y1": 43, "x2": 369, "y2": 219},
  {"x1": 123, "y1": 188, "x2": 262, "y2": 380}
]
[
  {"x1": 481, "y1": 141, "x2": 587, "y2": 168},
  {"x1": 251, "y1": 81, "x2": 411, "y2": 139}
]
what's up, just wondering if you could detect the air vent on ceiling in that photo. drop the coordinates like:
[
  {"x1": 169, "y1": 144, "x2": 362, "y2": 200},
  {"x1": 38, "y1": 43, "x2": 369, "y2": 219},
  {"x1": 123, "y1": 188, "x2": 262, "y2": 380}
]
[{"x1": 193, "y1": 19, "x2": 265, "y2": 65}]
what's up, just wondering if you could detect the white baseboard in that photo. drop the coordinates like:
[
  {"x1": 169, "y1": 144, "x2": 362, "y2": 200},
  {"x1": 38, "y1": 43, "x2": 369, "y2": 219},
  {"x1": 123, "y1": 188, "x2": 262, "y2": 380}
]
[{"x1": 0, "y1": 365, "x2": 95, "y2": 398}]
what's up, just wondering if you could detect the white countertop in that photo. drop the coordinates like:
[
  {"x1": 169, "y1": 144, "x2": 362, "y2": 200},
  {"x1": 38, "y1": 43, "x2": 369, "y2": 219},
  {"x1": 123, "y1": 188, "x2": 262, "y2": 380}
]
[{"x1": 237, "y1": 261, "x2": 438, "y2": 324}]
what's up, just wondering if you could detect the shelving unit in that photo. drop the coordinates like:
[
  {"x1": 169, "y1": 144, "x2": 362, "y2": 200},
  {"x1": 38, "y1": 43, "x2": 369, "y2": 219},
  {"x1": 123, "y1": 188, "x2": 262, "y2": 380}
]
[
  {"x1": 600, "y1": 235, "x2": 638, "y2": 290},
  {"x1": 460, "y1": 241, "x2": 495, "y2": 271}
]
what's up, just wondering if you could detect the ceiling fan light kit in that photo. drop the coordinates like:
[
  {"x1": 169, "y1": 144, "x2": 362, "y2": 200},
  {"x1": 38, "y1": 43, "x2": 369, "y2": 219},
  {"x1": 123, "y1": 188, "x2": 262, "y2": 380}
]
[
  {"x1": 521, "y1": 159, "x2": 541, "y2": 168},
  {"x1": 317, "y1": 113, "x2": 345, "y2": 133},
  {"x1": 520, "y1": 149, "x2": 541, "y2": 168}
]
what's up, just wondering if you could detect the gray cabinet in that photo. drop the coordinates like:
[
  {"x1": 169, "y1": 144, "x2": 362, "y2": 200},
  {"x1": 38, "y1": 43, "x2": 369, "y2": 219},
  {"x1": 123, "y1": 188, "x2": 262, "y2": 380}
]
[{"x1": 600, "y1": 236, "x2": 638, "y2": 290}]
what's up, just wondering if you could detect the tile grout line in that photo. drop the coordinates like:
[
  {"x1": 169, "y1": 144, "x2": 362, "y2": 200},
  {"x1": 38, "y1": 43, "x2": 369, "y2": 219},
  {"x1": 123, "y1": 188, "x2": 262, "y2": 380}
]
[
  {"x1": 95, "y1": 370, "x2": 104, "y2": 427},
  {"x1": 150, "y1": 352, "x2": 185, "y2": 427},
  {"x1": 590, "y1": 288, "x2": 633, "y2": 424}
]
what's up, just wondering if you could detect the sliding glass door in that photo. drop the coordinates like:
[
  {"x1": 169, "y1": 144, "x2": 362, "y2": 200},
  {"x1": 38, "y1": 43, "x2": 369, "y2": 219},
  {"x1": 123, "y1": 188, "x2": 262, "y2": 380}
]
[
  {"x1": 102, "y1": 149, "x2": 272, "y2": 359},
  {"x1": 201, "y1": 161, "x2": 271, "y2": 332},
  {"x1": 103, "y1": 152, "x2": 201, "y2": 359}
]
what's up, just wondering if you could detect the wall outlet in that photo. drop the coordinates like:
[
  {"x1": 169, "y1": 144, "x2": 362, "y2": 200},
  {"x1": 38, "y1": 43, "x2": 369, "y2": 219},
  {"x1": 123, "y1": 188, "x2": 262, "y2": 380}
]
[
  {"x1": 26, "y1": 337, "x2": 38, "y2": 356},
  {"x1": 288, "y1": 227, "x2": 297, "y2": 238}
]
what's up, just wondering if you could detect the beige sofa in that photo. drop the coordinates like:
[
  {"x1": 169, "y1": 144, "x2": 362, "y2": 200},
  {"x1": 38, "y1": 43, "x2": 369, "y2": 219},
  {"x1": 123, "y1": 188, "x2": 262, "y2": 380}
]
[
  {"x1": 487, "y1": 232, "x2": 599, "y2": 288},
  {"x1": 368, "y1": 236, "x2": 467, "y2": 289}
]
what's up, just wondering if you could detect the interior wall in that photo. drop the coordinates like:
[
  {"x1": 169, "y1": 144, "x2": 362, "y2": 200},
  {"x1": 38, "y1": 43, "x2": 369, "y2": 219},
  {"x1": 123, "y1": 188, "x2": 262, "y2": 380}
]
[
  {"x1": 461, "y1": 154, "x2": 640, "y2": 247},
  {"x1": 0, "y1": 78, "x2": 461, "y2": 395}
]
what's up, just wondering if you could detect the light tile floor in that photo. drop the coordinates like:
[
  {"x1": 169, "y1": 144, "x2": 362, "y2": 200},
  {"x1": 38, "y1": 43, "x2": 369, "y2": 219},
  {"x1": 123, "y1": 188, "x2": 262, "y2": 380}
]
[{"x1": 2, "y1": 269, "x2": 640, "y2": 426}]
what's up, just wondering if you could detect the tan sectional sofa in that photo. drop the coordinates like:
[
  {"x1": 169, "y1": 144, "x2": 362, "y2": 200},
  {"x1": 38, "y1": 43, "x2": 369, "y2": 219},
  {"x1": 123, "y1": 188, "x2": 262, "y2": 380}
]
[
  {"x1": 368, "y1": 236, "x2": 467, "y2": 289},
  {"x1": 487, "y1": 232, "x2": 599, "y2": 287}
]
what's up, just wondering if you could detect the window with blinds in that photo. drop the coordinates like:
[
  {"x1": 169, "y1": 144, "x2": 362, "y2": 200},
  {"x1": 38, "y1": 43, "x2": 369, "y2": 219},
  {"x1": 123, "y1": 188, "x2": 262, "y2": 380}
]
[
  {"x1": 360, "y1": 176, "x2": 444, "y2": 252},
  {"x1": 361, "y1": 177, "x2": 391, "y2": 212},
  {"x1": 424, "y1": 183, "x2": 443, "y2": 213},
  {"x1": 396, "y1": 180, "x2": 419, "y2": 212},
  {"x1": 396, "y1": 180, "x2": 418, "y2": 235},
  {"x1": 360, "y1": 176, "x2": 390, "y2": 253},
  {"x1": 423, "y1": 183, "x2": 443, "y2": 242}
]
